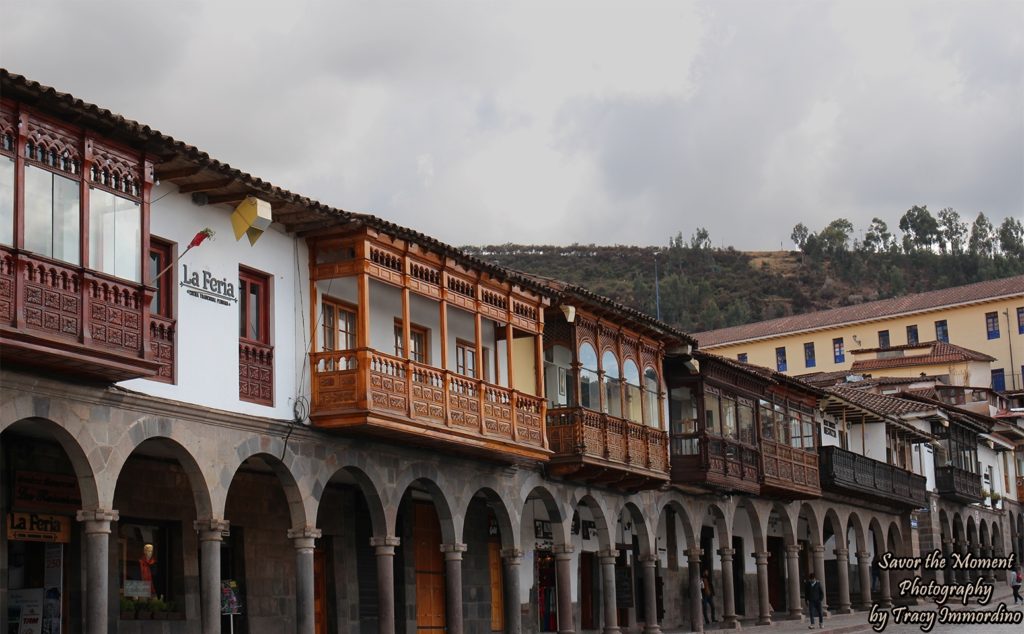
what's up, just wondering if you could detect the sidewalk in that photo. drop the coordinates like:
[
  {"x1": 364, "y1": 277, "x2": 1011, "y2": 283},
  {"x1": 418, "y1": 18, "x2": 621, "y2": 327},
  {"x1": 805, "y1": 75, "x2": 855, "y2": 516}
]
[{"x1": 664, "y1": 587, "x2": 1021, "y2": 634}]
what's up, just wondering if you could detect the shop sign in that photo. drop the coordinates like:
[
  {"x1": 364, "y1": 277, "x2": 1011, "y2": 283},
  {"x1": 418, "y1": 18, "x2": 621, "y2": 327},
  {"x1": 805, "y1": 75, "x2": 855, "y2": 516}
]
[
  {"x1": 14, "y1": 471, "x2": 81, "y2": 512},
  {"x1": 181, "y1": 264, "x2": 238, "y2": 306},
  {"x1": 7, "y1": 512, "x2": 72, "y2": 543}
]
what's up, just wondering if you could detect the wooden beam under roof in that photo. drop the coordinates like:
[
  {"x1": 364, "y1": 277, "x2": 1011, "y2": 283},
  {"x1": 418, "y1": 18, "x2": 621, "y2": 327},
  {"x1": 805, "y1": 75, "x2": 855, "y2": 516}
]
[
  {"x1": 204, "y1": 192, "x2": 249, "y2": 205},
  {"x1": 154, "y1": 165, "x2": 202, "y2": 180},
  {"x1": 177, "y1": 178, "x2": 235, "y2": 193}
]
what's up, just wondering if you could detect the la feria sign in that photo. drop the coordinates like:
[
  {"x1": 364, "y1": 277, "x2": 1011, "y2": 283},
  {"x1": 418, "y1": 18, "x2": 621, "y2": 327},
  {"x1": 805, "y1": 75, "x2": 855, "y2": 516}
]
[{"x1": 181, "y1": 264, "x2": 238, "y2": 307}]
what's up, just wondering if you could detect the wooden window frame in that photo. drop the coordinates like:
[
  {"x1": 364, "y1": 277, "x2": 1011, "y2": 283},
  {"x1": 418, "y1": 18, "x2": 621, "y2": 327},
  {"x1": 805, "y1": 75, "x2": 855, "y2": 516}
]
[
  {"x1": 803, "y1": 342, "x2": 815, "y2": 368},
  {"x1": 321, "y1": 296, "x2": 357, "y2": 352},
  {"x1": 877, "y1": 329, "x2": 890, "y2": 349},
  {"x1": 985, "y1": 311, "x2": 1000, "y2": 340},
  {"x1": 906, "y1": 324, "x2": 919, "y2": 345},
  {"x1": 832, "y1": 337, "x2": 844, "y2": 363},
  {"x1": 394, "y1": 319, "x2": 429, "y2": 364},
  {"x1": 148, "y1": 237, "x2": 174, "y2": 318},
  {"x1": 455, "y1": 338, "x2": 477, "y2": 378},
  {"x1": 239, "y1": 267, "x2": 272, "y2": 345}
]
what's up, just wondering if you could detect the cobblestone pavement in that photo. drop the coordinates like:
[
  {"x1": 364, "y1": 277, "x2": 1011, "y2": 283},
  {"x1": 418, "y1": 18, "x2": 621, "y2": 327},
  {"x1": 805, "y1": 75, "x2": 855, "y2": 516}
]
[{"x1": 667, "y1": 588, "x2": 1024, "y2": 634}]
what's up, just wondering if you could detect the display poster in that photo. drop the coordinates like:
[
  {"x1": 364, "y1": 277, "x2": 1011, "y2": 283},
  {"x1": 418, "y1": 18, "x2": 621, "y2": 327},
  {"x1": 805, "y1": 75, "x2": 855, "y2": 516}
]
[
  {"x1": 8, "y1": 588, "x2": 44, "y2": 634},
  {"x1": 221, "y1": 580, "x2": 243, "y2": 615},
  {"x1": 42, "y1": 543, "x2": 62, "y2": 634}
]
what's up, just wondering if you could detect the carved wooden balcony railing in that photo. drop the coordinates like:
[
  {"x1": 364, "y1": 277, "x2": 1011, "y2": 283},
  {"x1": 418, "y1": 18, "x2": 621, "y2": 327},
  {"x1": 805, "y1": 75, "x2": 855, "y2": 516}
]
[
  {"x1": 239, "y1": 340, "x2": 274, "y2": 405},
  {"x1": 760, "y1": 438, "x2": 821, "y2": 498},
  {"x1": 935, "y1": 465, "x2": 983, "y2": 504},
  {"x1": 670, "y1": 431, "x2": 761, "y2": 495},
  {"x1": 545, "y1": 407, "x2": 669, "y2": 490},
  {"x1": 309, "y1": 349, "x2": 549, "y2": 462},
  {"x1": 819, "y1": 446, "x2": 927, "y2": 508},
  {"x1": 148, "y1": 315, "x2": 176, "y2": 383},
  {"x1": 0, "y1": 245, "x2": 162, "y2": 382},
  {"x1": 1017, "y1": 476, "x2": 1024, "y2": 506}
]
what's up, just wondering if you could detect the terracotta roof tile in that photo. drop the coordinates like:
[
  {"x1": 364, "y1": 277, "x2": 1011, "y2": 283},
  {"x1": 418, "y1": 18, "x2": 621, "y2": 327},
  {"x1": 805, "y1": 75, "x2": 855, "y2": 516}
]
[
  {"x1": 850, "y1": 341, "x2": 995, "y2": 372},
  {"x1": 694, "y1": 275, "x2": 1024, "y2": 347},
  {"x1": 824, "y1": 386, "x2": 936, "y2": 416}
]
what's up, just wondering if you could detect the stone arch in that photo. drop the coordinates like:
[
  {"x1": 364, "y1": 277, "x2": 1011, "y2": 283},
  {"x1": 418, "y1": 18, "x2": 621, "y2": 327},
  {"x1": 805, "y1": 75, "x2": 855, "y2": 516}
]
[
  {"x1": 573, "y1": 493, "x2": 614, "y2": 552},
  {"x1": 734, "y1": 497, "x2": 765, "y2": 554},
  {"x1": 1, "y1": 417, "x2": 101, "y2": 509},
  {"x1": 618, "y1": 500, "x2": 655, "y2": 557},
  {"x1": 979, "y1": 519, "x2": 990, "y2": 552},
  {"x1": 846, "y1": 510, "x2": 868, "y2": 552},
  {"x1": 991, "y1": 523, "x2": 1003, "y2": 556},
  {"x1": 770, "y1": 501, "x2": 798, "y2": 546},
  {"x1": 222, "y1": 450, "x2": 308, "y2": 530},
  {"x1": 112, "y1": 434, "x2": 214, "y2": 520},
  {"x1": 521, "y1": 483, "x2": 568, "y2": 547},
  {"x1": 706, "y1": 501, "x2": 734, "y2": 544},
  {"x1": 886, "y1": 521, "x2": 903, "y2": 553},
  {"x1": 657, "y1": 498, "x2": 698, "y2": 548},
  {"x1": 394, "y1": 475, "x2": 458, "y2": 545},
  {"x1": 799, "y1": 502, "x2": 823, "y2": 545},
  {"x1": 867, "y1": 517, "x2": 886, "y2": 554},
  {"x1": 966, "y1": 516, "x2": 978, "y2": 551},
  {"x1": 313, "y1": 463, "x2": 388, "y2": 538},
  {"x1": 463, "y1": 486, "x2": 519, "y2": 551}
]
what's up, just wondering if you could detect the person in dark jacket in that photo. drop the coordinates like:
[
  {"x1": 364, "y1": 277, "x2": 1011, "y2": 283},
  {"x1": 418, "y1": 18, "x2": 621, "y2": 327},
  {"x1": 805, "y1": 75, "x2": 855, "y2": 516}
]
[
  {"x1": 805, "y1": 572, "x2": 824, "y2": 629},
  {"x1": 701, "y1": 569, "x2": 717, "y2": 624}
]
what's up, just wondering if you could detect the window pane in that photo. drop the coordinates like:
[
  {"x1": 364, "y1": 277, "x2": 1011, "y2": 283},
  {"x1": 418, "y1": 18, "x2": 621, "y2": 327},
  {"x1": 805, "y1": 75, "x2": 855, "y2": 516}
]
[
  {"x1": 723, "y1": 397, "x2": 737, "y2": 439},
  {"x1": 149, "y1": 250, "x2": 162, "y2": 314},
  {"x1": 322, "y1": 303, "x2": 336, "y2": 351},
  {"x1": 53, "y1": 173, "x2": 80, "y2": 264},
  {"x1": 580, "y1": 369, "x2": 600, "y2": 410},
  {"x1": 248, "y1": 282, "x2": 260, "y2": 340},
  {"x1": 24, "y1": 166, "x2": 80, "y2": 264},
  {"x1": 0, "y1": 157, "x2": 13, "y2": 245},
  {"x1": 239, "y1": 280, "x2": 247, "y2": 338},
  {"x1": 579, "y1": 342, "x2": 598, "y2": 371},
  {"x1": 90, "y1": 189, "x2": 140, "y2": 281},
  {"x1": 705, "y1": 393, "x2": 720, "y2": 435},
  {"x1": 738, "y1": 402, "x2": 754, "y2": 444}
]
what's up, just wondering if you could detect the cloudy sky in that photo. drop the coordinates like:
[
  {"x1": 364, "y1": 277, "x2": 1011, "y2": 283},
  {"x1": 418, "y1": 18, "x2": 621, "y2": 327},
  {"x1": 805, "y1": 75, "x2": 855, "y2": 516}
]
[{"x1": 3, "y1": 0, "x2": 1021, "y2": 249}]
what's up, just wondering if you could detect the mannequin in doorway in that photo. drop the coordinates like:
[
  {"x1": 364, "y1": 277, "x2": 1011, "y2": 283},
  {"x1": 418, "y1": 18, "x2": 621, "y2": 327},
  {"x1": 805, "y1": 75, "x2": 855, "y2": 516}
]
[{"x1": 139, "y1": 543, "x2": 158, "y2": 596}]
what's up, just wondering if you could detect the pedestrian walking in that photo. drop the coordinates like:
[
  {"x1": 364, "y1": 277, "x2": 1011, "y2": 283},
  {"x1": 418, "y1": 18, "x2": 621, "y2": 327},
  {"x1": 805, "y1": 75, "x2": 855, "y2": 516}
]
[
  {"x1": 805, "y1": 572, "x2": 824, "y2": 629},
  {"x1": 702, "y1": 569, "x2": 717, "y2": 625},
  {"x1": 1011, "y1": 565, "x2": 1023, "y2": 605}
]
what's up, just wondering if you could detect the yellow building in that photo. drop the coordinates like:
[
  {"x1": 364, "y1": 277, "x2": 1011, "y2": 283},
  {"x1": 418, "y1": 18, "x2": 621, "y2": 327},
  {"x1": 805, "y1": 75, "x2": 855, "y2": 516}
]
[{"x1": 693, "y1": 274, "x2": 1024, "y2": 391}]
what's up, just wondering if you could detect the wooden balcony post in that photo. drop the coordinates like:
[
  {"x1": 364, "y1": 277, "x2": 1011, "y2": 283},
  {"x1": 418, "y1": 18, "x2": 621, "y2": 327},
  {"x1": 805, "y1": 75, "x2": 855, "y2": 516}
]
[
  {"x1": 356, "y1": 272, "x2": 370, "y2": 349},
  {"x1": 475, "y1": 312, "x2": 486, "y2": 435},
  {"x1": 534, "y1": 332, "x2": 543, "y2": 397},
  {"x1": 439, "y1": 299, "x2": 448, "y2": 370},
  {"x1": 79, "y1": 137, "x2": 93, "y2": 346},
  {"x1": 506, "y1": 321, "x2": 518, "y2": 439},
  {"x1": 401, "y1": 287, "x2": 411, "y2": 365},
  {"x1": 12, "y1": 110, "x2": 26, "y2": 329}
]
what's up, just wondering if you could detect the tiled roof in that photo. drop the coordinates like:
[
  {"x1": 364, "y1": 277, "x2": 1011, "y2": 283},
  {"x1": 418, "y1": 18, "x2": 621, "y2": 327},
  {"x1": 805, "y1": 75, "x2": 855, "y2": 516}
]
[
  {"x1": 696, "y1": 352, "x2": 825, "y2": 397},
  {"x1": 824, "y1": 386, "x2": 937, "y2": 417},
  {"x1": 693, "y1": 275, "x2": 1024, "y2": 347},
  {"x1": 850, "y1": 341, "x2": 995, "y2": 372},
  {"x1": 895, "y1": 392, "x2": 994, "y2": 433}
]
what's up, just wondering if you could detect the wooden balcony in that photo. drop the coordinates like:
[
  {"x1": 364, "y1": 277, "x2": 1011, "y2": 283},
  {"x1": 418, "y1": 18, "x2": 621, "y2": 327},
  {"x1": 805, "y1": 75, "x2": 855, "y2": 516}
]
[
  {"x1": 0, "y1": 246, "x2": 162, "y2": 382},
  {"x1": 1017, "y1": 475, "x2": 1024, "y2": 505},
  {"x1": 819, "y1": 446, "x2": 927, "y2": 509},
  {"x1": 545, "y1": 407, "x2": 670, "y2": 491},
  {"x1": 310, "y1": 349, "x2": 550, "y2": 462},
  {"x1": 670, "y1": 432, "x2": 761, "y2": 495},
  {"x1": 935, "y1": 465, "x2": 983, "y2": 504},
  {"x1": 760, "y1": 439, "x2": 821, "y2": 499}
]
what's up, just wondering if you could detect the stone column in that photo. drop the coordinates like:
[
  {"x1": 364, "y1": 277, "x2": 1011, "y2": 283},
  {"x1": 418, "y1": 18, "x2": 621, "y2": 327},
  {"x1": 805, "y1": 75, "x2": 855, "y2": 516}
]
[
  {"x1": 785, "y1": 544, "x2": 802, "y2": 619},
  {"x1": 811, "y1": 545, "x2": 828, "y2": 613},
  {"x1": 371, "y1": 536, "x2": 401, "y2": 634},
  {"x1": 77, "y1": 509, "x2": 118, "y2": 634},
  {"x1": 687, "y1": 548, "x2": 704, "y2": 633},
  {"x1": 502, "y1": 549, "x2": 523, "y2": 634},
  {"x1": 833, "y1": 549, "x2": 851, "y2": 614},
  {"x1": 878, "y1": 566, "x2": 892, "y2": 609},
  {"x1": 441, "y1": 543, "x2": 468, "y2": 634},
  {"x1": 554, "y1": 544, "x2": 575, "y2": 634},
  {"x1": 196, "y1": 518, "x2": 229, "y2": 634},
  {"x1": 717, "y1": 548, "x2": 738, "y2": 628},
  {"x1": 981, "y1": 546, "x2": 995, "y2": 583},
  {"x1": 290, "y1": 526, "x2": 322, "y2": 634},
  {"x1": 856, "y1": 551, "x2": 873, "y2": 609},
  {"x1": 753, "y1": 551, "x2": 771, "y2": 625},
  {"x1": 640, "y1": 555, "x2": 661, "y2": 634},
  {"x1": 598, "y1": 549, "x2": 620, "y2": 634},
  {"x1": 936, "y1": 539, "x2": 950, "y2": 585}
]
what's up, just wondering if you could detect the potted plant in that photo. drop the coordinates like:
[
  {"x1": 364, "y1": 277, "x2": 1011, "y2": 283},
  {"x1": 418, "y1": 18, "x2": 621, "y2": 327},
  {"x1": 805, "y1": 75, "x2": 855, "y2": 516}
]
[
  {"x1": 150, "y1": 597, "x2": 169, "y2": 620},
  {"x1": 135, "y1": 598, "x2": 154, "y2": 620},
  {"x1": 162, "y1": 599, "x2": 185, "y2": 620},
  {"x1": 119, "y1": 597, "x2": 135, "y2": 620}
]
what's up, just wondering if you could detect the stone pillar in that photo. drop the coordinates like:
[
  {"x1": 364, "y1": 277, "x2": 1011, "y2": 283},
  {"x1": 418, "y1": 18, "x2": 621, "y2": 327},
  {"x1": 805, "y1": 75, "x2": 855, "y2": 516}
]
[
  {"x1": 753, "y1": 552, "x2": 771, "y2": 625},
  {"x1": 936, "y1": 539, "x2": 950, "y2": 585},
  {"x1": 371, "y1": 536, "x2": 401, "y2": 634},
  {"x1": 554, "y1": 544, "x2": 575, "y2": 634},
  {"x1": 834, "y1": 548, "x2": 851, "y2": 614},
  {"x1": 77, "y1": 509, "x2": 118, "y2": 634},
  {"x1": 502, "y1": 549, "x2": 523, "y2": 634},
  {"x1": 981, "y1": 546, "x2": 995, "y2": 583},
  {"x1": 442, "y1": 543, "x2": 468, "y2": 634},
  {"x1": 785, "y1": 544, "x2": 802, "y2": 619},
  {"x1": 878, "y1": 567, "x2": 892, "y2": 609},
  {"x1": 290, "y1": 526, "x2": 322, "y2": 634},
  {"x1": 687, "y1": 548, "x2": 704, "y2": 633},
  {"x1": 856, "y1": 551, "x2": 873, "y2": 609},
  {"x1": 717, "y1": 548, "x2": 738, "y2": 628},
  {"x1": 598, "y1": 550, "x2": 620, "y2": 634},
  {"x1": 640, "y1": 555, "x2": 661, "y2": 634},
  {"x1": 196, "y1": 518, "x2": 229, "y2": 634},
  {"x1": 811, "y1": 545, "x2": 828, "y2": 613}
]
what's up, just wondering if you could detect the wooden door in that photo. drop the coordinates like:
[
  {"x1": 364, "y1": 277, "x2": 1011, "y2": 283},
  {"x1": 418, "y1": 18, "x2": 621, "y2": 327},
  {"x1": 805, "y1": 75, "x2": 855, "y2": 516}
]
[
  {"x1": 488, "y1": 541, "x2": 505, "y2": 631},
  {"x1": 314, "y1": 547, "x2": 328, "y2": 634},
  {"x1": 414, "y1": 503, "x2": 446, "y2": 631},
  {"x1": 767, "y1": 536, "x2": 785, "y2": 612},
  {"x1": 580, "y1": 551, "x2": 595, "y2": 630}
]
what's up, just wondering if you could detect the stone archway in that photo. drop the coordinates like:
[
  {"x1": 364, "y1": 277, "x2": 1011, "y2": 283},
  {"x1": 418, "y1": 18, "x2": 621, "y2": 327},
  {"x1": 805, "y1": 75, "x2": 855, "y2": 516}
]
[{"x1": 656, "y1": 499, "x2": 701, "y2": 632}]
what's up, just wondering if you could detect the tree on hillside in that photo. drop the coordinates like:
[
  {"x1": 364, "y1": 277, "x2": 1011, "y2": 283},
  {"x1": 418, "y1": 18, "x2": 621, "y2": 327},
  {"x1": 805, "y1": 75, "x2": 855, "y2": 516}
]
[
  {"x1": 968, "y1": 212, "x2": 996, "y2": 257},
  {"x1": 998, "y1": 216, "x2": 1024, "y2": 260},
  {"x1": 862, "y1": 217, "x2": 895, "y2": 253},
  {"x1": 690, "y1": 227, "x2": 711, "y2": 250},
  {"x1": 791, "y1": 223, "x2": 810, "y2": 250},
  {"x1": 899, "y1": 205, "x2": 940, "y2": 252},
  {"x1": 937, "y1": 207, "x2": 968, "y2": 255},
  {"x1": 819, "y1": 218, "x2": 854, "y2": 253}
]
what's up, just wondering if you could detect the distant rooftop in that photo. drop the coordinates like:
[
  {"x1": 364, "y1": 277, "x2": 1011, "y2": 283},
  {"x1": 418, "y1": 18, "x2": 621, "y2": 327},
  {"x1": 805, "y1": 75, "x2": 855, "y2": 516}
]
[
  {"x1": 850, "y1": 341, "x2": 995, "y2": 372},
  {"x1": 694, "y1": 274, "x2": 1024, "y2": 347}
]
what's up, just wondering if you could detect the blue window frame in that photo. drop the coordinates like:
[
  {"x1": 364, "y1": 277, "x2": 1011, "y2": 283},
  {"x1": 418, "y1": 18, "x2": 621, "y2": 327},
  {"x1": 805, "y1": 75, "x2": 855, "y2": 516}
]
[
  {"x1": 906, "y1": 325, "x2": 918, "y2": 345},
  {"x1": 878, "y1": 330, "x2": 890, "y2": 349},
  {"x1": 775, "y1": 347, "x2": 787, "y2": 372},
  {"x1": 986, "y1": 312, "x2": 1000, "y2": 340},
  {"x1": 935, "y1": 320, "x2": 949, "y2": 343},
  {"x1": 804, "y1": 342, "x2": 816, "y2": 368},
  {"x1": 991, "y1": 369, "x2": 1005, "y2": 392},
  {"x1": 833, "y1": 337, "x2": 844, "y2": 363},
  {"x1": 737, "y1": 353, "x2": 748, "y2": 363},
  {"x1": 1018, "y1": 307, "x2": 1023, "y2": 334}
]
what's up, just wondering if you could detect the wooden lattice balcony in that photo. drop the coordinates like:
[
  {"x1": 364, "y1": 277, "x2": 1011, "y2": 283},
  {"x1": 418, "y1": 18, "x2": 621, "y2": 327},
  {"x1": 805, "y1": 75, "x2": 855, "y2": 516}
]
[
  {"x1": 545, "y1": 406, "x2": 669, "y2": 490},
  {"x1": 760, "y1": 438, "x2": 821, "y2": 498},
  {"x1": 935, "y1": 465, "x2": 983, "y2": 504},
  {"x1": 670, "y1": 431, "x2": 761, "y2": 494},
  {"x1": 819, "y1": 445, "x2": 927, "y2": 508},
  {"x1": 310, "y1": 349, "x2": 549, "y2": 462}
]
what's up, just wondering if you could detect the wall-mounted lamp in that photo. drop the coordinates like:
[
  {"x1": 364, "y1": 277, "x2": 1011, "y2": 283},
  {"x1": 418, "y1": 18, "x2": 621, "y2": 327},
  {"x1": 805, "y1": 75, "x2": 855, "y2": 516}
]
[
  {"x1": 231, "y1": 196, "x2": 272, "y2": 246},
  {"x1": 561, "y1": 305, "x2": 576, "y2": 323}
]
